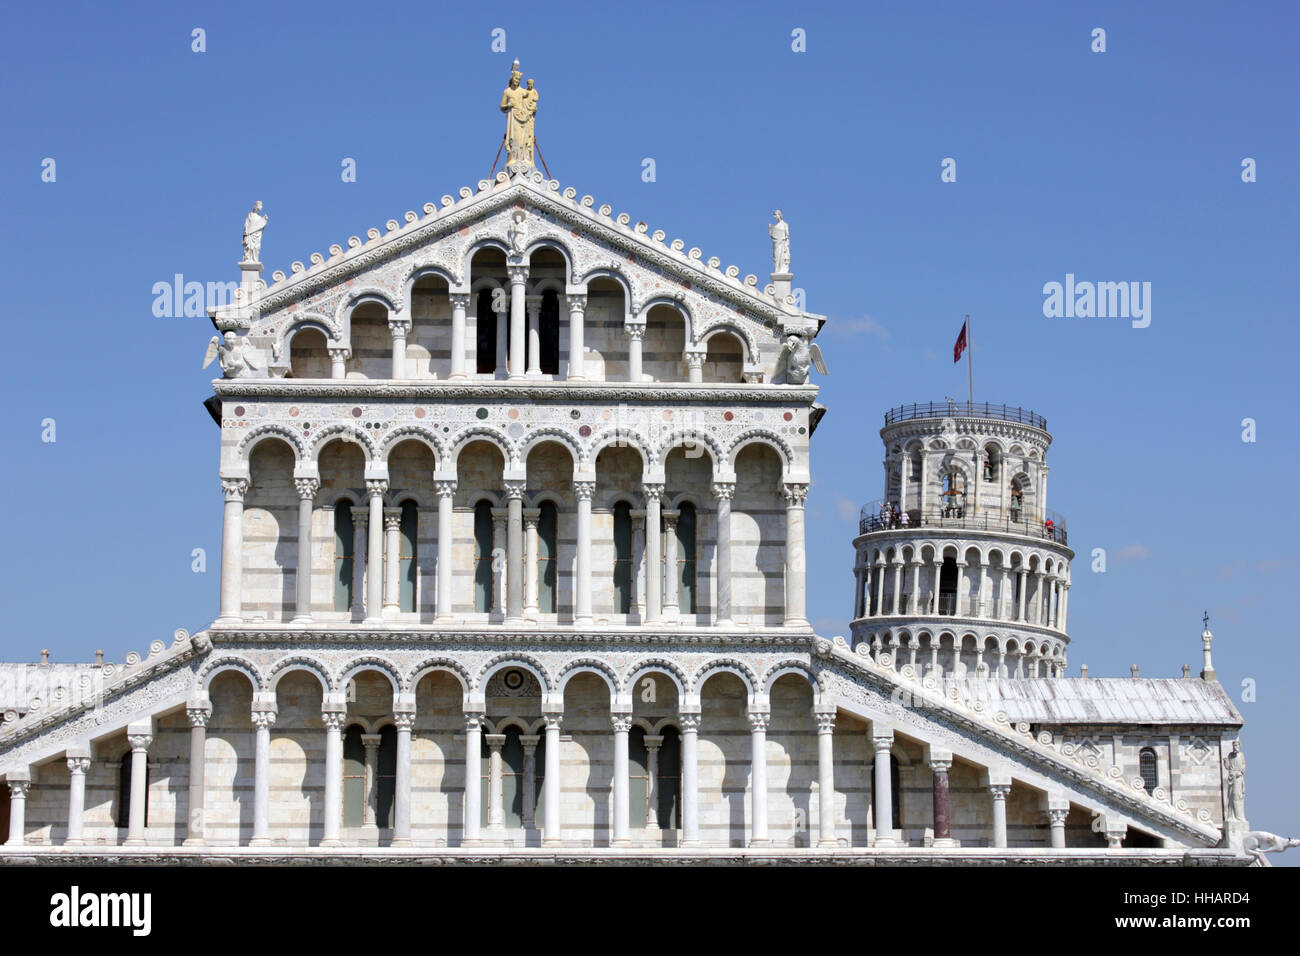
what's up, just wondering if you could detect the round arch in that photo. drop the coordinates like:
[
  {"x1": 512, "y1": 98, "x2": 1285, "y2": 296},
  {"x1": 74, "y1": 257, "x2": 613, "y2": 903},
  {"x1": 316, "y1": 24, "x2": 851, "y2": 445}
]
[
  {"x1": 309, "y1": 424, "x2": 379, "y2": 463},
  {"x1": 267, "y1": 656, "x2": 333, "y2": 694},
  {"x1": 238, "y1": 425, "x2": 304, "y2": 464},
  {"x1": 337, "y1": 657, "x2": 403, "y2": 696}
]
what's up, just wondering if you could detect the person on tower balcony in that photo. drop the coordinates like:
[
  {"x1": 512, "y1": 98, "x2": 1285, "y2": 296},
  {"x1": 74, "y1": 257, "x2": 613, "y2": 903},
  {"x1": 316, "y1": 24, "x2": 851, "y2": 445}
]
[{"x1": 1044, "y1": 518, "x2": 1055, "y2": 539}]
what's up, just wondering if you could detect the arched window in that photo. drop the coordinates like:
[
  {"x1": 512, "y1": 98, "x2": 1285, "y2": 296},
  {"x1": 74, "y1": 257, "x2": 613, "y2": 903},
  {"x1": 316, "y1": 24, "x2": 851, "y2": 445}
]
[
  {"x1": 481, "y1": 727, "x2": 527, "y2": 828},
  {"x1": 474, "y1": 500, "x2": 494, "y2": 613},
  {"x1": 538, "y1": 500, "x2": 558, "y2": 613},
  {"x1": 117, "y1": 752, "x2": 149, "y2": 829},
  {"x1": 630, "y1": 726, "x2": 682, "y2": 830},
  {"x1": 1139, "y1": 748, "x2": 1159, "y2": 792},
  {"x1": 941, "y1": 471, "x2": 966, "y2": 517},
  {"x1": 399, "y1": 500, "x2": 418, "y2": 613},
  {"x1": 343, "y1": 726, "x2": 366, "y2": 827},
  {"x1": 630, "y1": 727, "x2": 650, "y2": 828},
  {"x1": 613, "y1": 501, "x2": 633, "y2": 613},
  {"x1": 475, "y1": 289, "x2": 497, "y2": 375},
  {"x1": 983, "y1": 445, "x2": 999, "y2": 482},
  {"x1": 677, "y1": 502, "x2": 697, "y2": 614},
  {"x1": 1010, "y1": 478, "x2": 1026, "y2": 522},
  {"x1": 539, "y1": 289, "x2": 560, "y2": 374},
  {"x1": 376, "y1": 725, "x2": 396, "y2": 827},
  {"x1": 333, "y1": 501, "x2": 354, "y2": 612}
]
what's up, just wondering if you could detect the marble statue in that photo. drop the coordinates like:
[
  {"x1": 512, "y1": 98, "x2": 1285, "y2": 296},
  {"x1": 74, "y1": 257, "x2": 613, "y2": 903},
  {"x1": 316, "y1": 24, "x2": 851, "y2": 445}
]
[
  {"x1": 778, "y1": 332, "x2": 826, "y2": 385},
  {"x1": 507, "y1": 208, "x2": 528, "y2": 257},
  {"x1": 769, "y1": 210, "x2": 790, "y2": 274},
  {"x1": 1243, "y1": 831, "x2": 1300, "y2": 866},
  {"x1": 242, "y1": 201, "x2": 267, "y2": 263},
  {"x1": 1224, "y1": 741, "x2": 1246, "y2": 822},
  {"x1": 203, "y1": 331, "x2": 262, "y2": 378},
  {"x1": 500, "y1": 60, "x2": 537, "y2": 168}
]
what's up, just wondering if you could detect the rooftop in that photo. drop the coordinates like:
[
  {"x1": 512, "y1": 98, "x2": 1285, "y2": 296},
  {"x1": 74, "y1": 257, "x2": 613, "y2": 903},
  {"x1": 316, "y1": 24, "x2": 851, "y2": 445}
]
[{"x1": 884, "y1": 401, "x2": 1047, "y2": 431}]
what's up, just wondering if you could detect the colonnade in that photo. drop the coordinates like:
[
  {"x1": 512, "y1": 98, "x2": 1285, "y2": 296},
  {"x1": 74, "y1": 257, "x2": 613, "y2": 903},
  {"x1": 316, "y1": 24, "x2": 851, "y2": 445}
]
[
  {"x1": 4, "y1": 701, "x2": 1082, "y2": 851},
  {"x1": 216, "y1": 473, "x2": 809, "y2": 628}
]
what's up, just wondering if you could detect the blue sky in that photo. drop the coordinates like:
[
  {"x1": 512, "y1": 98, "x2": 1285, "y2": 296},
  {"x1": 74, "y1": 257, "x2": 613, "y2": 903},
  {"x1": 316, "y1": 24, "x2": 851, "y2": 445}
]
[{"x1": 1, "y1": 1, "x2": 1296, "y2": 838}]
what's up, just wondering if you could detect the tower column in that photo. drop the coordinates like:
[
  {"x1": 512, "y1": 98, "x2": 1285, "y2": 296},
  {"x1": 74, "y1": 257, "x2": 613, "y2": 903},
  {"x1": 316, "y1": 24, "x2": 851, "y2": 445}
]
[
  {"x1": 565, "y1": 293, "x2": 586, "y2": 380},
  {"x1": 392, "y1": 707, "x2": 415, "y2": 846},
  {"x1": 523, "y1": 507, "x2": 540, "y2": 619},
  {"x1": 525, "y1": 293, "x2": 542, "y2": 376},
  {"x1": 184, "y1": 704, "x2": 210, "y2": 846},
  {"x1": 1047, "y1": 806, "x2": 1068, "y2": 849},
  {"x1": 748, "y1": 711, "x2": 770, "y2": 846},
  {"x1": 874, "y1": 560, "x2": 886, "y2": 616},
  {"x1": 4, "y1": 773, "x2": 30, "y2": 847},
  {"x1": 1017, "y1": 569, "x2": 1028, "y2": 621},
  {"x1": 463, "y1": 712, "x2": 485, "y2": 846},
  {"x1": 449, "y1": 293, "x2": 469, "y2": 379},
  {"x1": 350, "y1": 506, "x2": 367, "y2": 618},
  {"x1": 292, "y1": 478, "x2": 319, "y2": 623},
  {"x1": 542, "y1": 713, "x2": 563, "y2": 845},
  {"x1": 328, "y1": 345, "x2": 350, "y2": 379},
  {"x1": 65, "y1": 750, "x2": 90, "y2": 846},
  {"x1": 680, "y1": 712, "x2": 701, "y2": 845},
  {"x1": 954, "y1": 561, "x2": 968, "y2": 617},
  {"x1": 389, "y1": 315, "x2": 410, "y2": 378},
  {"x1": 644, "y1": 735, "x2": 663, "y2": 831},
  {"x1": 365, "y1": 480, "x2": 387, "y2": 622},
  {"x1": 485, "y1": 734, "x2": 506, "y2": 835},
  {"x1": 929, "y1": 753, "x2": 956, "y2": 848},
  {"x1": 125, "y1": 724, "x2": 153, "y2": 846},
  {"x1": 218, "y1": 477, "x2": 250, "y2": 624},
  {"x1": 611, "y1": 714, "x2": 632, "y2": 846},
  {"x1": 976, "y1": 561, "x2": 988, "y2": 617},
  {"x1": 321, "y1": 709, "x2": 345, "y2": 846},
  {"x1": 908, "y1": 561, "x2": 921, "y2": 614},
  {"x1": 930, "y1": 560, "x2": 942, "y2": 614},
  {"x1": 663, "y1": 510, "x2": 680, "y2": 621},
  {"x1": 871, "y1": 728, "x2": 895, "y2": 847},
  {"x1": 1059, "y1": 583, "x2": 1070, "y2": 631},
  {"x1": 783, "y1": 483, "x2": 809, "y2": 626},
  {"x1": 712, "y1": 482, "x2": 734, "y2": 625},
  {"x1": 508, "y1": 266, "x2": 527, "y2": 378},
  {"x1": 505, "y1": 480, "x2": 525, "y2": 623},
  {"x1": 250, "y1": 704, "x2": 277, "y2": 846},
  {"x1": 626, "y1": 320, "x2": 645, "y2": 382},
  {"x1": 685, "y1": 350, "x2": 704, "y2": 383},
  {"x1": 435, "y1": 479, "x2": 456, "y2": 621},
  {"x1": 989, "y1": 784, "x2": 1010, "y2": 848},
  {"x1": 520, "y1": 735, "x2": 539, "y2": 829},
  {"x1": 574, "y1": 479, "x2": 594, "y2": 624},
  {"x1": 816, "y1": 710, "x2": 837, "y2": 847},
  {"x1": 643, "y1": 482, "x2": 663, "y2": 624},
  {"x1": 383, "y1": 506, "x2": 402, "y2": 617}
]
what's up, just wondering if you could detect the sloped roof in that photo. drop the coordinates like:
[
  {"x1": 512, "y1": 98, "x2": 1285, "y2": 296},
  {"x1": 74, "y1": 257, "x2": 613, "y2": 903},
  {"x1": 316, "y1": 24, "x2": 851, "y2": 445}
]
[{"x1": 943, "y1": 677, "x2": 1242, "y2": 726}]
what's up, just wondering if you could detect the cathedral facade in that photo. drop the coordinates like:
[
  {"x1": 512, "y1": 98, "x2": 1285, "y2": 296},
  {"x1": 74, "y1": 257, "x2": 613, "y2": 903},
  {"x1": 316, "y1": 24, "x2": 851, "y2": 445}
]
[{"x1": 0, "y1": 69, "x2": 1253, "y2": 864}]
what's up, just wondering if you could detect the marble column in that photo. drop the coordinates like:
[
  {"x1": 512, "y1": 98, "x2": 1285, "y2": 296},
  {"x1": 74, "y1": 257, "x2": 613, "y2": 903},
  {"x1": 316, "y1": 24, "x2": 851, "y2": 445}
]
[
  {"x1": 748, "y1": 712, "x2": 770, "y2": 846},
  {"x1": 783, "y1": 483, "x2": 809, "y2": 625},
  {"x1": 976, "y1": 562, "x2": 988, "y2": 617},
  {"x1": 626, "y1": 322, "x2": 645, "y2": 382},
  {"x1": 292, "y1": 478, "x2": 318, "y2": 623},
  {"x1": 566, "y1": 293, "x2": 586, "y2": 380},
  {"x1": 383, "y1": 506, "x2": 401, "y2": 618},
  {"x1": 930, "y1": 756, "x2": 956, "y2": 847},
  {"x1": 711, "y1": 482, "x2": 734, "y2": 625},
  {"x1": 611, "y1": 714, "x2": 632, "y2": 846},
  {"x1": 505, "y1": 481, "x2": 525, "y2": 623},
  {"x1": 816, "y1": 711, "x2": 837, "y2": 847},
  {"x1": 218, "y1": 478, "x2": 249, "y2": 623},
  {"x1": 930, "y1": 561, "x2": 942, "y2": 613},
  {"x1": 392, "y1": 710, "x2": 414, "y2": 846},
  {"x1": 525, "y1": 293, "x2": 542, "y2": 376},
  {"x1": 874, "y1": 560, "x2": 886, "y2": 616},
  {"x1": 449, "y1": 293, "x2": 469, "y2": 379},
  {"x1": 65, "y1": 751, "x2": 90, "y2": 846},
  {"x1": 574, "y1": 480, "x2": 594, "y2": 624},
  {"x1": 523, "y1": 507, "x2": 540, "y2": 620},
  {"x1": 250, "y1": 709, "x2": 277, "y2": 845},
  {"x1": 495, "y1": 308, "x2": 508, "y2": 376},
  {"x1": 908, "y1": 561, "x2": 921, "y2": 614},
  {"x1": 1047, "y1": 807, "x2": 1068, "y2": 849},
  {"x1": 485, "y1": 733, "x2": 507, "y2": 835},
  {"x1": 361, "y1": 733, "x2": 381, "y2": 828},
  {"x1": 954, "y1": 562, "x2": 967, "y2": 617},
  {"x1": 686, "y1": 350, "x2": 704, "y2": 383},
  {"x1": 4, "y1": 775, "x2": 29, "y2": 847},
  {"x1": 122, "y1": 727, "x2": 153, "y2": 846},
  {"x1": 350, "y1": 505, "x2": 367, "y2": 618},
  {"x1": 365, "y1": 480, "x2": 387, "y2": 622},
  {"x1": 184, "y1": 706, "x2": 209, "y2": 846},
  {"x1": 871, "y1": 729, "x2": 895, "y2": 847},
  {"x1": 680, "y1": 713, "x2": 701, "y2": 845},
  {"x1": 463, "y1": 713, "x2": 485, "y2": 846},
  {"x1": 989, "y1": 784, "x2": 1010, "y2": 848},
  {"x1": 389, "y1": 316, "x2": 409, "y2": 378},
  {"x1": 491, "y1": 508, "x2": 507, "y2": 618},
  {"x1": 321, "y1": 711, "x2": 345, "y2": 846},
  {"x1": 890, "y1": 558, "x2": 903, "y2": 616},
  {"x1": 1017, "y1": 569, "x2": 1028, "y2": 622},
  {"x1": 329, "y1": 346, "x2": 350, "y2": 379},
  {"x1": 663, "y1": 510, "x2": 680, "y2": 622},
  {"x1": 644, "y1": 735, "x2": 663, "y2": 831},
  {"x1": 1059, "y1": 583, "x2": 1070, "y2": 631},
  {"x1": 521, "y1": 735, "x2": 539, "y2": 829},
  {"x1": 508, "y1": 266, "x2": 527, "y2": 379},
  {"x1": 643, "y1": 483, "x2": 663, "y2": 624},
  {"x1": 435, "y1": 480, "x2": 456, "y2": 620},
  {"x1": 630, "y1": 509, "x2": 646, "y2": 618},
  {"x1": 542, "y1": 714, "x2": 562, "y2": 845}
]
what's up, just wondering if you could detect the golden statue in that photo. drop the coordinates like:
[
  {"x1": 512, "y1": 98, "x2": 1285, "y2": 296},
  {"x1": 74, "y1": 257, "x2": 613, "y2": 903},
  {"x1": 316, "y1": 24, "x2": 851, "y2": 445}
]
[{"x1": 500, "y1": 60, "x2": 538, "y2": 168}]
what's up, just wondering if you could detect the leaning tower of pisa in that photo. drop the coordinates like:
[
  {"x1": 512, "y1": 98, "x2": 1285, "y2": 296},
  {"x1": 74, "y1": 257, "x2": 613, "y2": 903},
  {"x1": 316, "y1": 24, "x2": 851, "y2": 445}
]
[{"x1": 851, "y1": 402, "x2": 1072, "y2": 679}]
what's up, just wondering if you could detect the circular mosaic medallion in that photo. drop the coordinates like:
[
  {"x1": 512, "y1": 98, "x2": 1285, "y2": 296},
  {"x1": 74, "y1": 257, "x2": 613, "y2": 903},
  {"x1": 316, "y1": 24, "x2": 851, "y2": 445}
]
[
  {"x1": 508, "y1": 423, "x2": 525, "y2": 438},
  {"x1": 234, "y1": 406, "x2": 245, "y2": 417},
  {"x1": 508, "y1": 408, "x2": 520, "y2": 420},
  {"x1": 414, "y1": 408, "x2": 426, "y2": 419},
  {"x1": 351, "y1": 407, "x2": 363, "y2": 418},
  {"x1": 504, "y1": 669, "x2": 525, "y2": 690},
  {"x1": 476, "y1": 408, "x2": 489, "y2": 420},
  {"x1": 783, "y1": 412, "x2": 793, "y2": 421},
  {"x1": 570, "y1": 409, "x2": 581, "y2": 420},
  {"x1": 579, "y1": 425, "x2": 591, "y2": 437},
  {"x1": 289, "y1": 407, "x2": 299, "y2": 417},
  {"x1": 723, "y1": 411, "x2": 734, "y2": 421}
]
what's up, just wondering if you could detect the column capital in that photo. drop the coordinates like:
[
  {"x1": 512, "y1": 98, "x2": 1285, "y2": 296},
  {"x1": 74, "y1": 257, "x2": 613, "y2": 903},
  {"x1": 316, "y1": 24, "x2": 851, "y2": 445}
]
[
  {"x1": 573, "y1": 480, "x2": 595, "y2": 501},
  {"x1": 384, "y1": 507, "x2": 402, "y2": 530},
  {"x1": 542, "y1": 713, "x2": 563, "y2": 731},
  {"x1": 565, "y1": 292, "x2": 587, "y2": 312},
  {"x1": 295, "y1": 477, "x2": 320, "y2": 500},
  {"x1": 321, "y1": 711, "x2": 347, "y2": 732},
  {"x1": 66, "y1": 756, "x2": 91, "y2": 775},
  {"x1": 928, "y1": 757, "x2": 952, "y2": 774},
  {"x1": 678, "y1": 712, "x2": 701, "y2": 732},
  {"x1": 747, "y1": 712, "x2": 770, "y2": 733},
  {"x1": 685, "y1": 350, "x2": 705, "y2": 370},
  {"x1": 251, "y1": 710, "x2": 278, "y2": 730},
  {"x1": 507, "y1": 265, "x2": 529, "y2": 284},
  {"x1": 711, "y1": 481, "x2": 736, "y2": 501},
  {"x1": 814, "y1": 711, "x2": 836, "y2": 733},
  {"x1": 328, "y1": 344, "x2": 352, "y2": 360},
  {"x1": 504, "y1": 479, "x2": 527, "y2": 500},
  {"x1": 1046, "y1": 808, "x2": 1069, "y2": 826},
  {"x1": 393, "y1": 712, "x2": 416, "y2": 731},
  {"x1": 642, "y1": 481, "x2": 665, "y2": 502},
  {"x1": 870, "y1": 728, "x2": 894, "y2": 750},
  {"x1": 782, "y1": 482, "x2": 809, "y2": 507},
  {"x1": 7, "y1": 779, "x2": 30, "y2": 799},
  {"x1": 465, "y1": 711, "x2": 488, "y2": 731},
  {"x1": 221, "y1": 477, "x2": 250, "y2": 501},
  {"x1": 643, "y1": 735, "x2": 665, "y2": 750},
  {"x1": 127, "y1": 732, "x2": 154, "y2": 751},
  {"x1": 484, "y1": 733, "x2": 507, "y2": 749},
  {"x1": 434, "y1": 478, "x2": 457, "y2": 498},
  {"x1": 365, "y1": 479, "x2": 389, "y2": 497},
  {"x1": 187, "y1": 706, "x2": 211, "y2": 728},
  {"x1": 387, "y1": 317, "x2": 411, "y2": 337},
  {"x1": 625, "y1": 323, "x2": 646, "y2": 342},
  {"x1": 448, "y1": 292, "x2": 471, "y2": 309},
  {"x1": 988, "y1": 784, "x2": 1011, "y2": 800},
  {"x1": 611, "y1": 714, "x2": 634, "y2": 733}
]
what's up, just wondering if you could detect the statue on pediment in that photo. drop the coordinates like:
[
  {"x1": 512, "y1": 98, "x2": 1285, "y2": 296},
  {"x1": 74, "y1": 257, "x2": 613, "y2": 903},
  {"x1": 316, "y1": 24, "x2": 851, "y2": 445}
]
[
  {"x1": 778, "y1": 331, "x2": 826, "y2": 385},
  {"x1": 242, "y1": 201, "x2": 267, "y2": 264},
  {"x1": 1224, "y1": 740, "x2": 1246, "y2": 821},
  {"x1": 500, "y1": 60, "x2": 537, "y2": 168},
  {"x1": 203, "y1": 331, "x2": 263, "y2": 378},
  {"x1": 769, "y1": 210, "x2": 790, "y2": 274}
]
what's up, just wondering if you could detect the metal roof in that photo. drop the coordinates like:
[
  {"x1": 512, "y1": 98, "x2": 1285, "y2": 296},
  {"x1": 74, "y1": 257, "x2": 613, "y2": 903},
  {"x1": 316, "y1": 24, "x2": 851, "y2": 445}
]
[{"x1": 942, "y1": 677, "x2": 1242, "y2": 726}]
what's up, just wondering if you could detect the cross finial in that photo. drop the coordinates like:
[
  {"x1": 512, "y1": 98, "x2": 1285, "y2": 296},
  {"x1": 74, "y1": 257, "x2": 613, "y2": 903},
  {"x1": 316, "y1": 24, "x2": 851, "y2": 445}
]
[{"x1": 1203, "y1": 610, "x2": 1210, "y2": 629}]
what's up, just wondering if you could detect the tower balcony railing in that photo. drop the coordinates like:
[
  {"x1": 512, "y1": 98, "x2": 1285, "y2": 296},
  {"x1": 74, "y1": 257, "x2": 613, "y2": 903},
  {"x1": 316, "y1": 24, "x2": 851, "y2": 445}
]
[
  {"x1": 883, "y1": 401, "x2": 1047, "y2": 430},
  {"x1": 858, "y1": 500, "x2": 1068, "y2": 546}
]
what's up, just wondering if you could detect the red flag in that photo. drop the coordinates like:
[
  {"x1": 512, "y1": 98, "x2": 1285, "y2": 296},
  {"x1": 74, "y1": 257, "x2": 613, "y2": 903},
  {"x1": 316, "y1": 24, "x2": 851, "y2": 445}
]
[{"x1": 953, "y1": 321, "x2": 968, "y2": 363}]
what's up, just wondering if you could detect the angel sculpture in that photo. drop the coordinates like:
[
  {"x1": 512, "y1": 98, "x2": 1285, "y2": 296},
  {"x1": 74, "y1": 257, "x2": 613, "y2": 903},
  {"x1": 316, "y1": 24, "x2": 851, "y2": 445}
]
[
  {"x1": 202, "y1": 331, "x2": 262, "y2": 378},
  {"x1": 778, "y1": 332, "x2": 827, "y2": 384}
]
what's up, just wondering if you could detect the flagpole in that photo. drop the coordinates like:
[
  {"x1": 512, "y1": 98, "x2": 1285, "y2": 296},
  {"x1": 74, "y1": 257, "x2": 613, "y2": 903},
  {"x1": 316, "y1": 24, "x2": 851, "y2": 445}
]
[{"x1": 966, "y1": 313, "x2": 973, "y2": 405}]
